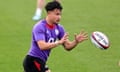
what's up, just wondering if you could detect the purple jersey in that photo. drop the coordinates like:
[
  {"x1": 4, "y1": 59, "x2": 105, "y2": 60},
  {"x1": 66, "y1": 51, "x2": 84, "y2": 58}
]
[{"x1": 28, "y1": 20, "x2": 65, "y2": 62}]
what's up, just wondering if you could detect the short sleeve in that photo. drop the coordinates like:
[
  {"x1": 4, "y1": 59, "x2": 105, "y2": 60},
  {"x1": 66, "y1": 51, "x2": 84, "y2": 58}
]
[{"x1": 32, "y1": 23, "x2": 46, "y2": 41}]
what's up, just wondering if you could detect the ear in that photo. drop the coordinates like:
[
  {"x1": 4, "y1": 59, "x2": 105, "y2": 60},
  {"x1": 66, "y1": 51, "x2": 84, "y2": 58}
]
[{"x1": 47, "y1": 11, "x2": 51, "y2": 15}]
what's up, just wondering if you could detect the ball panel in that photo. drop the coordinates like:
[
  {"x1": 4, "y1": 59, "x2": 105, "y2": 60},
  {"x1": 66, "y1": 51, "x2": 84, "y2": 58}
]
[
  {"x1": 90, "y1": 36, "x2": 104, "y2": 49},
  {"x1": 93, "y1": 31, "x2": 109, "y2": 48},
  {"x1": 91, "y1": 31, "x2": 110, "y2": 49}
]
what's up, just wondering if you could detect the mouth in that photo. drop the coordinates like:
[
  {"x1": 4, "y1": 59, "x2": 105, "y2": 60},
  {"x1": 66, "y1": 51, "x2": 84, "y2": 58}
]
[{"x1": 56, "y1": 19, "x2": 60, "y2": 22}]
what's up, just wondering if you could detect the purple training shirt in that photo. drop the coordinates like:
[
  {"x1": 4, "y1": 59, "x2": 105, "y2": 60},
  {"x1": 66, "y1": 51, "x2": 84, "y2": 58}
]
[{"x1": 28, "y1": 19, "x2": 65, "y2": 62}]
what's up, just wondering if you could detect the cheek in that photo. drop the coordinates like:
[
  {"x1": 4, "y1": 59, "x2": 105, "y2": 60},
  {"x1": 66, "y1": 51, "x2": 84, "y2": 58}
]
[
  {"x1": 50, "y1": 14, "x2": 60, "y2": 20},
  {"x1": 53, "y1": 15, "x2": 58, "y2": 20},
  {"x1": 49, "y1": 15, "x2": 55, "y2": 20},
  {"x1": 55, "y1": 15, "x2": 60, "y2": 19}
]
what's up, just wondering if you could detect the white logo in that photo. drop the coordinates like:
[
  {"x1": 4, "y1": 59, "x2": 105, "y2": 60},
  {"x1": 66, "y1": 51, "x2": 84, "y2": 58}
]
[
  {"x1": 55, "y1": 29, "x2": 59, "y2": 36},
  {"x1": 48, "y1": 38, "x2": 55, "y2": 43},
  {"x1": 46, "y1": 30, "x2": 50, "y2": 34}
]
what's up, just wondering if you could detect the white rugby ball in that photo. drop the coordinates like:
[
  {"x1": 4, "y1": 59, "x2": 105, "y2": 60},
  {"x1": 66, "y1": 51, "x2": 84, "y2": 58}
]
[{"x1": 90, "y1": 31, "x2": 110, "y2": 49}]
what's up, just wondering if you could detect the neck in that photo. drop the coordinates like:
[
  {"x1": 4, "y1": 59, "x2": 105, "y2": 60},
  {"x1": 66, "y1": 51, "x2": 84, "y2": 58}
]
[{"x1": 46, "y1": 16, "x2": 54, "y2": 26}]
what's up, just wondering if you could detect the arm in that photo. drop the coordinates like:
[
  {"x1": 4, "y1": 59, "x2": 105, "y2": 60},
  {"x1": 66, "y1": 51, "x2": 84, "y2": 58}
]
[
  {"x1": 37, "y1": 33, "x2": 68, "y2": 50},
  {"x1": 63, "y1": 39, "x2": 78, "y2": 51},
  {"x1": 37, "y1": 40, "x2": 58, "y2": 50},
  {"x1": 63, "y1": 31, "x2": 88, "y2": 51}
]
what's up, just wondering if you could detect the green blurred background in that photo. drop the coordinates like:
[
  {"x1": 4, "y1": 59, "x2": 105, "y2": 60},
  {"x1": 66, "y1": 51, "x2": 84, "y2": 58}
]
[{"x1": 0, "y1": 0, "x2": 120, "y2": 72}]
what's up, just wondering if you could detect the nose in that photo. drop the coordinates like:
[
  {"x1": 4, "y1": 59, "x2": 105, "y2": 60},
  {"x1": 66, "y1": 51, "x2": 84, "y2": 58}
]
[{"x1": 58, "y1": 15, "x2": 61, "y2": 19}]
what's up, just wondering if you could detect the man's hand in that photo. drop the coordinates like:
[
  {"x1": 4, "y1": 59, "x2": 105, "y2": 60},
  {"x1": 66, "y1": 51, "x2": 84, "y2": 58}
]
[
  {"x1": 58, "y1": 33, "x2": 69, "y2": 45},
  {"x1": 74, "y1": 30, "x2": 88, "y2": 43}
]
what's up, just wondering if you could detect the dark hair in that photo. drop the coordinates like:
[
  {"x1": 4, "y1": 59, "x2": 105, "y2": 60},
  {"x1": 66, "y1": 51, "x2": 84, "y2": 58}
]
[{"x1": 45, "y1": 1, "x2": 63, "y2": 12}]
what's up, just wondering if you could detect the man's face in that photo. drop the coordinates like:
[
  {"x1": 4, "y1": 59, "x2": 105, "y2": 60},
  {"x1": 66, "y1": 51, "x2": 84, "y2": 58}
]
[{"x1": 48, "y1": 9, "x2": 62, "y2": 24}]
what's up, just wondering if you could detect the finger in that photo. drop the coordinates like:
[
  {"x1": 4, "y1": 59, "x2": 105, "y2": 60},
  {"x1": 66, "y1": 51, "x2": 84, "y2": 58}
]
[
  {"x1": 64, "y1": 34, "x2": 69, "y2": 39},
  {"x1": 77, "y1": 30, "x2": 85, "y2": 37},
  {"x1": 83, "y1": 34, "x2": 88, "y2": 39},
  {"x1": 74, "y1": 33, "x2": 78, "y2": 41},
  {"x1": 80, "y1": 30, "x2": 85, "y2": 35},
  {"x1": 83, "y1": 37, "x2": 88, "y2": 40},
  {"x1": 83, "y1": 32, "x2": 88, "y2": 37},
  {"x1": 74, "y1": 33, "x2": 77, "y2": 37},
  {"x1": 64, "y1": 32, "x2": 69, "y2": 37},
  {"x1": 80, "y1": 37, "x2": 88, "y2": 41},
  {"x1": 80, "y1": 31, "x2": 88, "y2": 37},
  {"x1": 83, "y1": 35, "x2": 88, "y2": 39},
  {"x1": 63, "y1": 33, "x2": 69, "y2": 40}
]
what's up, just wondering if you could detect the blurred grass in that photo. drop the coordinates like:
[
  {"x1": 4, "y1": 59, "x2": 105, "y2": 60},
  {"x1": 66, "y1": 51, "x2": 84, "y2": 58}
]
[{"x1": 0, "y1": 0, "x2": 120, "y2": 72}]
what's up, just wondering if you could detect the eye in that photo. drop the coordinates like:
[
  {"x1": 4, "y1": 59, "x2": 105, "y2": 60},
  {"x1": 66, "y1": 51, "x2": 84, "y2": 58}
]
[{"x1": 56, "y1": 11, "x2": 62, "y2": 15}]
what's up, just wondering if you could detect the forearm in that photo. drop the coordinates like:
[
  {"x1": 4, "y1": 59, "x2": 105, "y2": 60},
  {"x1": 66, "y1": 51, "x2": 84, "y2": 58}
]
[
  {"x1": 41, "y1": 42, "x2": 57, "y2": 50},
  {"x1": 37, "y1": 41, "x2": 60, "y2": 50},
  {"x1": 64, "y1": 40, "x2": 78, "y2": 51}
]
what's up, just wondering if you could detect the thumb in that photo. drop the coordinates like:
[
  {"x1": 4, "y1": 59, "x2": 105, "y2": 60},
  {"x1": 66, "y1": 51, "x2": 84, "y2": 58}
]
[
  {"x1": 74, "y1": 33, "x2": 77, "y2": 38},
  {"x1": 64, "y1": 32, "x2": 69, "y2": 37}
]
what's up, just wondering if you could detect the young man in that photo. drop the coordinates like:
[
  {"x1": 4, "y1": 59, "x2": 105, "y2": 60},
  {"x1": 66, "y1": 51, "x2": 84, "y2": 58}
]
[
  {"x1": 23, "y1": 1, "x2": 88, "y2": 72},
  {"x1": 32, "y1": 0, "x2": 60, "y2": 21}
]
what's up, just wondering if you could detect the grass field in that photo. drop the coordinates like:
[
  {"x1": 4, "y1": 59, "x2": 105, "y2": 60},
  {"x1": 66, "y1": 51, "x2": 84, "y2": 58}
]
[{"x1": 0, "y1": 0, "x2": 120, "y2": 72}]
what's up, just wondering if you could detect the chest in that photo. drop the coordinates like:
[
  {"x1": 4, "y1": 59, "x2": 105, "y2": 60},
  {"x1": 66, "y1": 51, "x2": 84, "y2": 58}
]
[{"x1": 45, "y1": 28, "x2": 59, "y2": 42}]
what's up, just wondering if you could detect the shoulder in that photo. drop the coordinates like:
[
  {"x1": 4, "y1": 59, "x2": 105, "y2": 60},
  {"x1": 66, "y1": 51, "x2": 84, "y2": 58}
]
[
  {"x1": 57, "y1": 24, "x2": 65, "y2": 31},
  {"x1": 57, "y1": 24, "x2": 64, "y2": 29},
  {"x1": 33, "y1": 20, "x2": 46, "y2": 32},
  {"x1": 33, "y1": 20, "x2": 46, "y2": 29}
]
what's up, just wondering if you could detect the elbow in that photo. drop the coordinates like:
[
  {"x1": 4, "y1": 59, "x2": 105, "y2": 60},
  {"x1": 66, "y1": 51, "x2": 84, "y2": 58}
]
[
  {"x1": 66, "y1": 49, "x2": 72, "y2": 51},
  {"x1": 64, "y1": 46, "x2": 73, "y2": 51},
  {"x1": 63, "y1": 44, "x2": 73, "y2": 51}
]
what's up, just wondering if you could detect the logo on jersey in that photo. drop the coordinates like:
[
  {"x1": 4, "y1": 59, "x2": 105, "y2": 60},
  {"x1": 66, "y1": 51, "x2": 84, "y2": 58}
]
[
  {"x1": 46, "y1": 30, "x2": 50, "y2": 35},
  {"x1": 55, "y1": 29, "x2": 59, "y2": 36},
  {"x1": 48, "y1": 38, "x2": 55, "y2": 43},
  {"x1": 46, "y1": 30, "x2": 51, "y2": 37}
]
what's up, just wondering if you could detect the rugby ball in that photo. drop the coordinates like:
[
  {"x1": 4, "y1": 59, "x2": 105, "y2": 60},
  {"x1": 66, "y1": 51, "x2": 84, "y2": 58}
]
[{"x1": 90, "y1": 31, "x2": 110, "y2": 49}]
